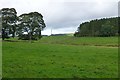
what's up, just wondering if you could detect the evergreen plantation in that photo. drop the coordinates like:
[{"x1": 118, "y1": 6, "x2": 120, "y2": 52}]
[{"x1": 74, "y1": 17, "x2": 118, "y2": 37}]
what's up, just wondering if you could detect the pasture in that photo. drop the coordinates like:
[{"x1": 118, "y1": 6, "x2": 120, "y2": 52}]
[{"x1": 2, "y1": 36, "x2": 118, "y2": 78}]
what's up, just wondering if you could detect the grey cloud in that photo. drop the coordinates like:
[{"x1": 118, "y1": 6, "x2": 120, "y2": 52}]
[{"x1": 44, "y1": 2, "x2": 118, "y2": 30}]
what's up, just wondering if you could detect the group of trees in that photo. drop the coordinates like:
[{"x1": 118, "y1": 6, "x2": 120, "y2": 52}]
[
  {"x1": 0, "y1": 8, "x2": 46, "y2": 40},
  {"x1": 74, "y1": 17, "x2": 118, "y2": 37}
]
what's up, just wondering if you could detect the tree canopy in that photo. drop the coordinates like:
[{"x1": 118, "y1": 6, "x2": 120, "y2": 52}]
[
  {"x1": 1, "y1": 8, "x2": 46, "y2": 40},
  {"x1": 74, "y1": 17, "x2": 118, "y2": 37},
  {"x1": 1, "y1": 8, "x2": 17, "y2": 40},
  {"x1": 17, "y1": 12, "x2": 46, "y2": 40}
]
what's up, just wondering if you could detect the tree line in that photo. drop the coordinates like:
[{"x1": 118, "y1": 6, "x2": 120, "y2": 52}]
[
  {"x1": 74, "y1": 17, "x2": 118, "y2": 37},
  {"x1": 0, "y1": 8, "x2": 46, "y2": 40}
]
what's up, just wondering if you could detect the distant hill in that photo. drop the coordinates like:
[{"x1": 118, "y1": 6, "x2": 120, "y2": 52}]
[
  {"x1": 74, "y1": 17, "x2": 118, "y2": 37},
  {"x1": 50, "y1": 33, "x2": 74, "y2": 36}
]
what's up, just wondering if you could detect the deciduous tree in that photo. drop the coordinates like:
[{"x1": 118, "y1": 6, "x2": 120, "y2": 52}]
[
  {"x1": 1, "y1": 8, "x2": 17, "y2": 40},
  {"x1": 17, "y1": 12, "x2": 46, "y2": 40}
]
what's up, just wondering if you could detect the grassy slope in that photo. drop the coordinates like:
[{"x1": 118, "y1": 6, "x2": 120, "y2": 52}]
[
  {"x1": 2, "y1": 36, "x2": 118, "y2": 78},
  {"x1": 39, "y1": 36, "x2": 118, "y2": 46}
]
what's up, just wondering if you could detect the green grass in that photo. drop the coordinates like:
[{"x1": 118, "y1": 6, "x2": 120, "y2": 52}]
[
  {"x1": 0, "y1": 39, "x2": 2, "y2": 78},
  {"x1": 2, "y1": 36, "x2": 118, "y2": 78},
  {"x1": 39, "y1": 36, "x2": 118, "y2": 46}
]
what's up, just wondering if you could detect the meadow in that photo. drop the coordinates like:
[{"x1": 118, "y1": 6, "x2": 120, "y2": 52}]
[
  {"x1": 0, "y1": 39, "x2": 2, "y2": 78},
  {"x1": 2, "y1": 36, "x2": 118, "y2": 78}
]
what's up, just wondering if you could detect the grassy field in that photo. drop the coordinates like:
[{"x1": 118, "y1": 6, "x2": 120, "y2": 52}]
[
  {"x1": 0, "y1": 39, "x2": 2, "y2": 78},
  {"x1": 2, "y1": 36, "x2": 118, "y2": 78}
]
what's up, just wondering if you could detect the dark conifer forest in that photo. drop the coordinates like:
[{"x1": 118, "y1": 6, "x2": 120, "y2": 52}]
[{"x1": 74, "y1": 17, "x2": 118, "y2": 37}]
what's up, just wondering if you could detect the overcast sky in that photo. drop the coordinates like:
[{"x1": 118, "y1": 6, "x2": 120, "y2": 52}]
[{"x1": 0, "y1": 0, "x2": 119, "y2": 35}]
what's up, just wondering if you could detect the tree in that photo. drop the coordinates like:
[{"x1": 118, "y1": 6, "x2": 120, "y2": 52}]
[
  {"x1": 17, "y1": 12, "x2": 46, "y2": 40},
  {"x1": 100, "y1": 21, "x2": 115, "y2": 36},
  {"x1": 1, "y1": 8, "x2": 17, "y2": 40}
]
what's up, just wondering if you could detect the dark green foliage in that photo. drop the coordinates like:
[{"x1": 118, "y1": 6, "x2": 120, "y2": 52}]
[
  {"x1": 1, "y1": 8, "x2": 46, "y2": 40},
  {"x1": 2, "y1": 29, "x2": 10, "y2": 40},
  {"x1": 100, "y1": 21, "x2": 116, "y2": 37},
  {"x1": 17, "y1": 12, "x2": 46, "y2": 40},
  {"x1": 74, "y1": 17, "x2": 118, "y2": 37},
  {"x1": 1, "y1": 8, "x2": 17, "y2": 40}
]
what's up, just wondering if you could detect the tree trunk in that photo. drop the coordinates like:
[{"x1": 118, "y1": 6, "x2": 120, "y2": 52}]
[
  {"x1": 38, "y1": 30, "x2": 42, "y2": 39},
  {"x1": 2, "y1": 29, "x2": 5, "y2": 40}
]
